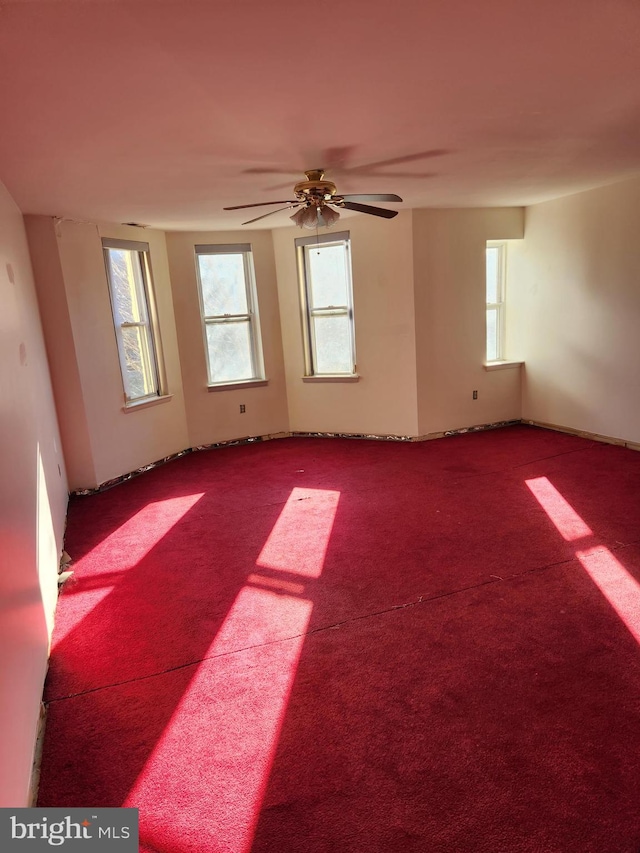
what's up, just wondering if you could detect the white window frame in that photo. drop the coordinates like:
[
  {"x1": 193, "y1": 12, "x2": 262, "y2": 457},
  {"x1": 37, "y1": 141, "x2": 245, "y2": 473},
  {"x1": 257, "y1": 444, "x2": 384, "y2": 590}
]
[
  {"x1": 296, "y1": 231, "x2": 357, "y2": 378},
  {"x1": 103, "y1": 238, "x2": 166, "y2": 406},
  {"x1": 194, "y1": 243, "x2": 265, "y2": 388},
  {"x1": 486, "y1": 241, "x2": 506, "y2": 362}
]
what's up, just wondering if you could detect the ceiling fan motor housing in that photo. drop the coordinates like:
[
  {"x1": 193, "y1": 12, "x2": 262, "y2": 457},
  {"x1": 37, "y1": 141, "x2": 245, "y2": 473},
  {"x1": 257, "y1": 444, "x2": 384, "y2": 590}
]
[{"x1": 294, "y1": 169, "x2": 339, "y2": 206}]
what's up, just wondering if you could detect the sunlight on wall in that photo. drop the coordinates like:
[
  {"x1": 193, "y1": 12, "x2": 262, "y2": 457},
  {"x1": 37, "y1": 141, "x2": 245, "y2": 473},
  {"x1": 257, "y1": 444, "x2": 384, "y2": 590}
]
[
  {"x1": 127, "y1": 488, "x2": 340, "y2": 853},
  {"x1": 52, "y1": 493, "x2": 204, "y2": 645},
  {"x1": 36, "y1": 443, "x2": 58, "y2": 638},
  {"x1": 525, "y1": 477, "x2": 593, "y2": 541}
]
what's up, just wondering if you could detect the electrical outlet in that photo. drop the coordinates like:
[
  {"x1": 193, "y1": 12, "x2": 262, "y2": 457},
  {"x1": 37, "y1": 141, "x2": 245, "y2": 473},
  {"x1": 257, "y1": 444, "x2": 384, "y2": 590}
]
[
  {"x1": 240, "y1": 404, "x2": 246, "y2": 413},
  {"x1": 472, "y1": 390, "x2": 478, "y2": 400}
]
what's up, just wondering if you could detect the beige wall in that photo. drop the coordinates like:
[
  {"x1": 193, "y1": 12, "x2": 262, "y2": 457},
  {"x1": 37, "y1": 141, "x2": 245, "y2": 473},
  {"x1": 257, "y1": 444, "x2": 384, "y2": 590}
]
[
  {"x1": 26, "y1": 206, "x2": 530, "y2": 497},
  {"x1": 508, "y1": 177, "x2": 640, "y2": 444},
  {"x1": 26, "y1": 217, "x2": 97, "y2": 488},
  {"x1": 27, "y1": 218, "x2": 190, "y2": 489},
  {"x1": 166, "y1": 230, "x2": 289, "y2": 447},
  {"x1": 0, "y1": 182, "x2": 68, "y2": 805},
  {"x1": 413, "y1": 208, "x2": 525, "y2": 435},
  {"x1": 273, "y1": 211, "x2": 419, "y2": 436}
]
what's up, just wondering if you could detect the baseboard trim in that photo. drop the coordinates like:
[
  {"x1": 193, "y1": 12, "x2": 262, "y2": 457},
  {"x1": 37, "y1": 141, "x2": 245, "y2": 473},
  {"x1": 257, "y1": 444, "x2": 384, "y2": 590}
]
[
  {"x1": 71, "y1": 431, "x2": 289, "y2": 496},
  {"x1": 291, "y1": 420, "x2": 522, "y2": 443},
  {"x1": 28, "y1": 702, "x2": 47, "y2": 807},
  {"x1": 71, "y1": 418, "x2": 639, "y2": 496},
  {"x1": 72, "y1": 421, "x2": 530, "y2": 495},
  {"x1": 524, "y1": 419, "x2": 640, "y2": 451},
  {"x1": 290, "y1": 430, "x2": 416, "y2": 442},
  {"x1": 440, "y1": 418, "x2": 522, "y2": 439}
]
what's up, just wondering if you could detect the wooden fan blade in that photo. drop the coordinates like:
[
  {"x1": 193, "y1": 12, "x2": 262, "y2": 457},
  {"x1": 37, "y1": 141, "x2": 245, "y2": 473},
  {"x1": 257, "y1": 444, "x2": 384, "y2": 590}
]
[
  {"x1": 224, "y1": 200, "x2": 297, "y2": 210},
  {"x1": 340, "y1": 193, "x2": 402, "y2": 203},
  {"x1": 341, "y1": 201, "x2": 399, "y2": 219},
  {"x1": 242, "y1": 205, "x2": 300, "y2": 225},
  {"x1": 242, "y1": 168, "x2": 297, "y2": 175}
]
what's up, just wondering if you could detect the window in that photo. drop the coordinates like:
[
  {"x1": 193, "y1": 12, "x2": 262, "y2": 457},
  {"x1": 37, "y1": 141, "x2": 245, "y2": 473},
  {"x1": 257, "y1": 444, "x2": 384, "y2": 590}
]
[
  {"x1": 486, "y1": 242, "x2": 506, "y2": 362},
  {"x1": 195, "y1": 244, "x2": 264, "y2": 386},
  {"x1": 296, "y1": 231, "x2": 356, "y2": 377},
  {"x1": 103, "y1": 238, "x2": 165, "y2": 404}
]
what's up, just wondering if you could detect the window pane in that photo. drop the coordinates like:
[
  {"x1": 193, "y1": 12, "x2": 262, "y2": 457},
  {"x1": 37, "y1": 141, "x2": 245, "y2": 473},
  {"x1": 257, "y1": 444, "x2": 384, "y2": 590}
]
[
  {"x1": 312, "y1": 314, "x2": 353, "y2": 374},
  {"x1": 486, "y1": 307, "x2": 498, "y2": 361},
  {"x1": 307, "y1": 244, "x2": 349, "y2": 308},
  {"x1": 120, "y1": 325, "x2": 158, "y2": 399},
  {"x1": 107, "y1": 249, "x2": 148, "y2": 324},
  {"x1": 105, "y1": 244, "x2": 162, "y2": 403},
  {"x1": 198, "y1": 254, "x2": 248, "y2": 316},
  {"x1": 486, "y1": 247, "x2": 500, "y2": 304},
  {"x1": 206, "y1": 321, "x2": 253, "y2": 383}
]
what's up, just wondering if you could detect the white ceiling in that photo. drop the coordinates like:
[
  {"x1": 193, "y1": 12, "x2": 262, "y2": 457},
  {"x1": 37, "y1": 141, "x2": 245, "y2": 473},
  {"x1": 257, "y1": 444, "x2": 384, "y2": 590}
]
[{"x1": 1, "y1": 0, "x2": 640, "y2": 230}]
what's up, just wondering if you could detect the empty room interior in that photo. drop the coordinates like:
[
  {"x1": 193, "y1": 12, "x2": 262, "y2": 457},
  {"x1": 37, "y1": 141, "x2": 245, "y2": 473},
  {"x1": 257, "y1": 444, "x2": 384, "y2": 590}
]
[{"x1": 2, "y1": 1, "x2": 640, "y2": 850}]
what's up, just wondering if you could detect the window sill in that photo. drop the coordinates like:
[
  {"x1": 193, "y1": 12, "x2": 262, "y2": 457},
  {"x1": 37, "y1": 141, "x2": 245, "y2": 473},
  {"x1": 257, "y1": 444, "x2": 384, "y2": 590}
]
[
  {"x1": 207, "y1": 379, "x2": 269, "y2": 392},
  {"x1": 483, "y1": 361, "x2": 524, "y2": 372},
  {"x1": 302, "y1": 374, "x2": 360, "y2": 383},
  {"x1": 123, "y1": 394, "x2": 173, "y2": 412}
]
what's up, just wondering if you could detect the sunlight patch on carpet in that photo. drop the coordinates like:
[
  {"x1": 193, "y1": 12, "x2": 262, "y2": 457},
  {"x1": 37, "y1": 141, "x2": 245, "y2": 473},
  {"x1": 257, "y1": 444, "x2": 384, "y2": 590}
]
[
  {"x1": 124, "y1": 487, "x2": 341, "y2": 851},
  {"x1": 576, "y1": 546, "x2": 640, "y2": 645},
  {"x1": 53, "y1": 493, "x2": 204, "y2": 644},
  {"x1": 256, "y1": 487, "x2": 341, "y2": 577},
  {"x1": 125, "y1": 590, "x2": 313, "y2": 853},
  {"x1": 525, "y1": 477, "x2": 592, "y2": 541},
  {"x1": 526, "y1": 477, "x2": 640, "y2": 646}
]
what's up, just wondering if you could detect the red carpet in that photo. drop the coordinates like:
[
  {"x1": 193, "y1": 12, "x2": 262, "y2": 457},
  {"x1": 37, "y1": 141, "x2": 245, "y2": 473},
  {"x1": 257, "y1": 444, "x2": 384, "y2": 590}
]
[{"x1": 37, "y1": 426, "x2": 640, "y2": 852}]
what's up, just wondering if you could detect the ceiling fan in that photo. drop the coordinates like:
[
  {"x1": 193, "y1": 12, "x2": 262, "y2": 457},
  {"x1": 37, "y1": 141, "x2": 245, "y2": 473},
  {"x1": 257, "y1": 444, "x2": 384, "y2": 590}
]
[{"x1": 223, "y1": 169, "x2": 402, "y2": 228}]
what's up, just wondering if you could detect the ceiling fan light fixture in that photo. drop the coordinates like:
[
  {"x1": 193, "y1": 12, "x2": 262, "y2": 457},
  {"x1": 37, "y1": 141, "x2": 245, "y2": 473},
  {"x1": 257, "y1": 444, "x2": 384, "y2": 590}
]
[
  {"x1": 290, "y1": 205, "x2": 321, "y2": 229},
  {"x1": 290, "y1": 203, "x2": 340, "y2": 229},
  {"x1": 318, "y1": 205, "x2": 340, "y2": 227}
]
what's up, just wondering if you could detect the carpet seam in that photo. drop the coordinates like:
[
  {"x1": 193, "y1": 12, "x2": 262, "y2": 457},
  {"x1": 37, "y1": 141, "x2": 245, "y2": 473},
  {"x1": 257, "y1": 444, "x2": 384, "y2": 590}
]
[
  {"x1": 510, "y1": 442, "x2": 601, "y2": 469},
  {"x1": 47, "y1": 542, "x2": 640, "y2": 705}
]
